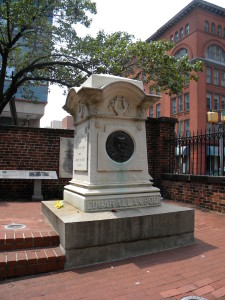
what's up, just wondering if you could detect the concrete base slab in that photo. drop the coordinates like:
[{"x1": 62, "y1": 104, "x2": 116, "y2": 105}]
[{"x1": 42, "y1": 201, "x2": 194, "y2": 269}]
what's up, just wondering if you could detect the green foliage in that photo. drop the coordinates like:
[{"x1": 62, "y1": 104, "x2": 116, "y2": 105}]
[
  {"x1": 0, "y1": 0, "x2": 203, "y2": 116},
  {"x1": 0, "y1": 0, "x2": 97, "y2": 113},
  {"x1": 127, "y1": 39, "x2": 203, "y2": 95},
  {"x1": 73, "y1": 33, "x2": 203, "y2": 95}
]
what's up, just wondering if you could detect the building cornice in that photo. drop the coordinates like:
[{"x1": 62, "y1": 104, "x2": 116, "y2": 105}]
[{"x1": 146, "y1": 0, "x2": 225, "y2": 42}]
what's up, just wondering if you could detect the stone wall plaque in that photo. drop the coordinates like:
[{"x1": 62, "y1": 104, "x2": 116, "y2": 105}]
[{"x1": 59, "y1": 137, "x2": 74, "y2": 178}]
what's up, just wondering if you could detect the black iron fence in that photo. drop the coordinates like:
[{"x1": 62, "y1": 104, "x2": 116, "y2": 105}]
[{"x1": 168, "y1": 125, "x2": 225, "y2": 176}]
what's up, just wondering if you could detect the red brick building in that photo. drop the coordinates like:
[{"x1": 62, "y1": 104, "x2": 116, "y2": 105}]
[{"x1": 147, "y1": 0, "x2": 225, "y2": 136}]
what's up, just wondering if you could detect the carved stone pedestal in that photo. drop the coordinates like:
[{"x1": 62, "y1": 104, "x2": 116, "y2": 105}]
[{"x1": 63, "y1": 74, "x2": 161, "y2": 212}]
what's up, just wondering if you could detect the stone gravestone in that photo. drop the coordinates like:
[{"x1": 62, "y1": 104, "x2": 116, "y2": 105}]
[
  {"x1": 63, "y1": 74, "x2": 161, "y2": 211},
  {"x1": 42, "y1": 74, "x2": 194, "y2": 269}
]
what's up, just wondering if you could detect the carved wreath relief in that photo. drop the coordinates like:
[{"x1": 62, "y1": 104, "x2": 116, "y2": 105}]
[{"x1": 108, "y1": 96, "x2": 130, "y2": 116}]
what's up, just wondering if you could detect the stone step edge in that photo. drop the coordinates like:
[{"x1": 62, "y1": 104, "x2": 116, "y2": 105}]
[
  {"x1": 0, "y1": 231, "x2": 60, "y2": 251},
  {"x1": 0, "y1": 246, "x2": 66, "y2": 280}
]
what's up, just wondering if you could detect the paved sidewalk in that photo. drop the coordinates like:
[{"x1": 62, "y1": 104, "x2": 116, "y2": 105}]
[{"x1": 1, "y1": 200, "x2": 225, "y2": 300}]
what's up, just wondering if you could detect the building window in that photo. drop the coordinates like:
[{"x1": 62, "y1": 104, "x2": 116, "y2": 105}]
[
  {"x1": 207, "y1": 92, "x2": 212, "y2": 110},
  {"x1": 149, "y1": 87, "x2": 154, "y2": 94},
  {"x1": 184, "y1": 93, "x2": 189, "y2": 111},
  {"x1": 207, "y1": 122, "x2": 213, "y2": 133},
  {"x1": 155, "y1": 86, "x2": 161, "y2": 96},
  {"x1": 218, "y1": 25, "x2": 222, "y2": 37},
  {"x1": 206, "y1": 67, "x2": 212, "y2": 84},
  {"x1": 178, "y1": 121, "x2": 183, "y2": 137},
  {"x1": 184, "y1": 75, "x2": 189, "y2": 86},
  {"x1": 174, "y1": 48, "x2": 188, "y2": 60},
  {"x1": 214, "y1": 94, "x2": 220, "y2": 110},
  {"x1": 170, "y1": 35, "x2": 173, "y2": 43},
  {"x1": 156, "y1": 104, "x2": 160, "y2": 118},
  {"x1": 175, "y1": 32, "x2": 178, "y2": 43},
  {"x1": 149, "y1": 106, "x2": 154, "y2": 118},
  {"x1": 178, "y1": 96, "x2": 183, "y2": 113},
  {"x1": 206, "y1": 45, "x2": 225, "y2": 63},
  {"x1": 205, "y1": 21, "x2": 209, "y2": 33},
  {"x1": 211, "y1": 23, "x2": 215, "y2": 35},
  {"x1": 221, "y1": 71, "x2": 225, "y2": 87},
  {"x1": 214, "y1": 69, "x2": 219, "y2": 85},
  {"x1": 222, "y1": 96, "x2": 225, "y2": 109},
  {"x1": 185, "y1": 24, "x2": 189, "y2": 35},
  {"x1": 184, "y1": 120, "x2": 190, "y2": 137},
  {"x1": 180, "y1": 28, "x2": 184, "y2": 39},
  {"x1": 172, "y1": 98, "x2": 176, "y2": 114}
]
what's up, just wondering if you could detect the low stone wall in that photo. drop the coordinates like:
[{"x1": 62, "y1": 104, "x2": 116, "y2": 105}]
[{"x1": 161, "y1": 173, "x2": 225, "y2": 213}]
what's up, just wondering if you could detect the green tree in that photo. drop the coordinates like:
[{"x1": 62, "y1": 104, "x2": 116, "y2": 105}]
[
  {"x1": 0, "y1": 0, "x2": 203, "y2": 118},
  {"x1": 0, "y1": 0, "x2": 97, "y2": 115},
  {"x1": 76, "y1": 31, "x2": 203, "y2": 95}
]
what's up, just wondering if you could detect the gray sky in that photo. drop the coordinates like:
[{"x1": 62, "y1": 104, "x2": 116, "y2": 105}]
[{"x1": 40, "y1": 0, "x2": 225, "y2": 127}]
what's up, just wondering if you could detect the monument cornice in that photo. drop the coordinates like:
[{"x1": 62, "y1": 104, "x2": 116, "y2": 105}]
[{"x1": 64, "y1": 80, "x2": 161, "y2": 126}]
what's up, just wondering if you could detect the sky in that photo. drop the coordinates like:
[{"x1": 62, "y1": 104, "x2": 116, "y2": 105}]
[{"x1": 40, "y1": 0, "x2": 225, "y2": 128}]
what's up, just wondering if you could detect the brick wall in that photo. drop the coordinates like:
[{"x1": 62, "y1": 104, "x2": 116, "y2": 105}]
[
  {"x1": 0, "y1": 126, "x2": 74, "y2": 200},
  {"x1": 161, "y1": 174, "x2": 225, "y2": 214},
  {"x1": 0, "y1": 117, "x2": 177, "y2": 201},
  {"x1": 146, "y1": 117, "x2": 177, "y2": 187}
]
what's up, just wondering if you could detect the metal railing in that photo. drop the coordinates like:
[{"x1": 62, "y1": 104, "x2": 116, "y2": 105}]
[{"x1": 168, "y1": 126, "x2": 225, "y2": 176}]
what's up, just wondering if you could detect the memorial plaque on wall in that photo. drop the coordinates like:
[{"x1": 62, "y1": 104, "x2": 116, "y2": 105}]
[{"x1": 59, "y1": 137, "x2": 74, "y2": 178}]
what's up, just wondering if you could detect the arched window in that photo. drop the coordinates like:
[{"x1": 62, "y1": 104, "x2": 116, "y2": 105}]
[
  {"x1": 180, "y1": 28, "x2": 184, "y2": 39},
  {"x1": 205, "y1": 21, "x2": 209, "y2": 33},
  {"x1": 170, "y1": 35, "x2": 174, "y2": 43},
  {"x1": 174, "y1": 48, "x2": 188, "y2": 60},
  {"x1": 211, "y1": 23, "x2": 215, "y2": 35},
  {"x1": 218, "y1": 25, "x2": 222, "y2": 37},
  {"x1": 206, "y1": 45, "x2": 225, "y2": 63},
  {"x1": 175, "y1": 32, "x2": 179, "y2": 43},
  {"x1": 185, "y1": 24, "x2": 189, "y2": 35}
]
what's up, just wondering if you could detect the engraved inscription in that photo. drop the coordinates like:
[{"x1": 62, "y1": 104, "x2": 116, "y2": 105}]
[
  {"x1": 74, "y1": 133, "x2": 88, "y2": 171},
  {"x1": 86, "y1": 196, "x2": 161, "y2": 211}
]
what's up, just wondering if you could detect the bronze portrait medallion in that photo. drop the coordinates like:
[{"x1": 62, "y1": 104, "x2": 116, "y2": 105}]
[{"x1": 106, "y1": 131, "x2": 134, "y2": 163}]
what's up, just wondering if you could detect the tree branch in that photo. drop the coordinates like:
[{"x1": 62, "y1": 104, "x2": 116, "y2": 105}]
[
  {"x1": 29, "y1": 53, "x2": 82, "y2": 66},
  {"x1": 15, "y1": 76, "x2": 73, "y2": 89},
  {"x1": 13, "y1": 60, "x2": 92, "y2": 83},
  {"x1": 6, "y1": 1, "x2": 11, "y2": 44}
]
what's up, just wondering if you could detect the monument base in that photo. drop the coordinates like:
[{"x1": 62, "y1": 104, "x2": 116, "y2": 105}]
[
  {"x1": 42, "y1": 201, "x2": 194, "y2": 269},
  {"x1": 63, "y1": 182, "x2": 161, "y2": 212}
]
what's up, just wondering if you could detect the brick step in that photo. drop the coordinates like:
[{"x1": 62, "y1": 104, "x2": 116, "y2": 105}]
[
  {"x1": 0, "y1": 247, "x2": 66, "y2": 280},
  {"x1": 0, "y1": 230, "x2": 60, "y2": 251}
]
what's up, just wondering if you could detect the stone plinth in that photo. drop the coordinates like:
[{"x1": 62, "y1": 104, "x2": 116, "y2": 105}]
[{"x1": 42, "y1": 201, "x2": 194, "y2": 269}]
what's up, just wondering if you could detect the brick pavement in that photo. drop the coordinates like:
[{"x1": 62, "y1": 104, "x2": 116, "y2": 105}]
[{"x1": 1, "y1": 200, "x2": 225, "y2": 299}]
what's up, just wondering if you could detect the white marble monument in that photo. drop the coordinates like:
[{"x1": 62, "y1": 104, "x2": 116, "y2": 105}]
[
  {"x1": 63, "y1": 74, "x2": 161, "y2": 212},
  {"x1": 42, "y1": 74, "x2": 194, "y2": 269}
]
